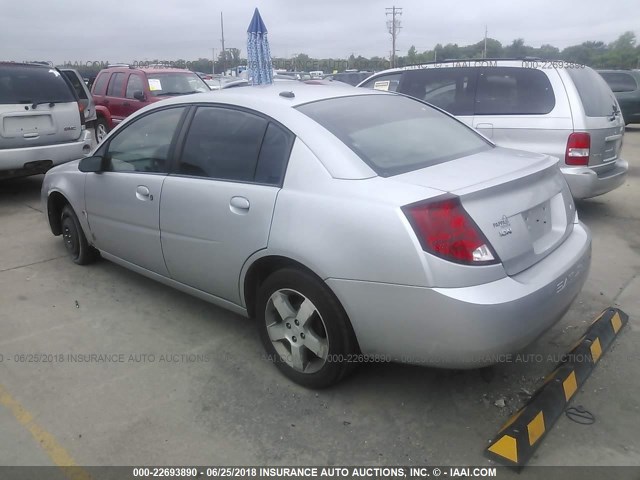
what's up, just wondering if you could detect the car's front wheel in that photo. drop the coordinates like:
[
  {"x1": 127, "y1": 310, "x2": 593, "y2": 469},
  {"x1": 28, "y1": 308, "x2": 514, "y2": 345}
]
[
  {"x1": 257, "y1": 268, "x2": 357, "y2": 388},
  {"x1": 61, "y1": 205, "x2": 98, "y2": 265}
]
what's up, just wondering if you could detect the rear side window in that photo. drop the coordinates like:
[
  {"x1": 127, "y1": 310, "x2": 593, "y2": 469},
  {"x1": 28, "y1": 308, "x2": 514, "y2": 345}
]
[
  {"x1": 178, "y1": 107, "x2": 269, "y2": 182},
  {"x1": 297, "y1": 94, "x2": 492, "y2": 177},
  {"x1": 0, "y1": 65, "x2": 75, "y2": 105},
  {"x1": 92, "y1": 73, "x2": 109, "y2": 95},
  {"x1": 475, "y1": 67, "x2": 555, "y2": 115},
  {"x1": 567, "y1": 67, "x2": 618, "y2": 117},
  {"x1": 599, "y1": 72, "x2": 638, "y2": 93},
  {"x1": 255, "y1": 123, "x2": 294, "y2": 185},
  {"x1": 106, "y1": 72, "x2": 125, "y2": 97},
  {"x1": 398, "y1": 68, "x2": 476, "y2": 115}
]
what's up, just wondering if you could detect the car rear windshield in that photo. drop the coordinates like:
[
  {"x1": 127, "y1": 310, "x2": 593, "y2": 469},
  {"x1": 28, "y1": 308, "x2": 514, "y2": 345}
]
[
  {"x1": 297, "y1": 94, "x2": 492, "y2": 177},
  {"x1": 0, "y1": 65, "x2": 76, "y2": 105},
  {"x1": 567, "y1": 67, "x2": 618, "y2": 117},
  {"x1": 146, "y1": 72, "x2": 210, "y2": 96}
]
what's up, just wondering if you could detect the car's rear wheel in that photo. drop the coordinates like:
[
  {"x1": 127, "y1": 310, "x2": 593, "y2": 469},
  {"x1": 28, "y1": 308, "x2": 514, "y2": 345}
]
[
  {"x1": 257, "y1": 268, "x2": 357, "y2": 388},
  {"x1": 61, "y1": 205, "x2": 98, "y2": 265},
  {"x1": 95, "y1": 118, "x2": 109, "y2": 143}
]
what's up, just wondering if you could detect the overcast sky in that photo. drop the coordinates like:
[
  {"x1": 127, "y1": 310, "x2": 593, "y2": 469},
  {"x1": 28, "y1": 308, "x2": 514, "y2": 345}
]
[{"x1": 1, "y1": 0, "x2": 638, "y2": 64}]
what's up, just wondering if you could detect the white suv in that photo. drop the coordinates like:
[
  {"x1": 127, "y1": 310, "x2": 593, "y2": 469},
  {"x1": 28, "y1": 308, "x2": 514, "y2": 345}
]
[
  {"x1": 358, "y1": 60, "x2": 628, "y2": 199},
  {"x1": 0, "y1": 63, "x2": 92, "y2": 179}
]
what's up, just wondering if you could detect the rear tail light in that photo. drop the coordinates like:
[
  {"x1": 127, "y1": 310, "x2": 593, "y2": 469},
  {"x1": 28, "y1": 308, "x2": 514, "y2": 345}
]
[
  {"x1": 77, "y1": 102, "x2": 86, "y2": 127},
  {"x1": 402, "y1": 196, "x2": 498, "y2": 265},
  {"x1": 565, "y1": 132, "x2": 590, "y2": 166}
]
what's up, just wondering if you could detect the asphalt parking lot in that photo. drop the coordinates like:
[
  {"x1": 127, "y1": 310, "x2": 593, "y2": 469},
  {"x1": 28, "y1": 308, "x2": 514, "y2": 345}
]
[{"x1": 0, "y1": 128, "x2": 639, "y2": 471}]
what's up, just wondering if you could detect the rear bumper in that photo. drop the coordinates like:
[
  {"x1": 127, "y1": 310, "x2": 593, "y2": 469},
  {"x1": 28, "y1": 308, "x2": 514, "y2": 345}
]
[
  {"x1": 327, "y1": 222, "x2": 591, "y2": 369},
  {"x1": 0, "y1": 130, "x2": 92, "y2": 178},
  {"x1": 561, "y1": 159, "x2": 628, "y2": 199}
]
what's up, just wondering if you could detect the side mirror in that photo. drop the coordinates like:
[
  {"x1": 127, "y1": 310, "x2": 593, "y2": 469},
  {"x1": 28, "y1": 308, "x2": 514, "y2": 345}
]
[
  {"x1": 133, "y1": 91, "x2": 146, "y2": 101},
  {"x1": 78, "y1": 155, "x2": 104, "y2": 173}
]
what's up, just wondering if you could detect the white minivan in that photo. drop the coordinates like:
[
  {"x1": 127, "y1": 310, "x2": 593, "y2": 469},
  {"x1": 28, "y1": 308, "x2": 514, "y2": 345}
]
[{"x1": 358, "y1": 60, "x2": 628, "y2": 199}]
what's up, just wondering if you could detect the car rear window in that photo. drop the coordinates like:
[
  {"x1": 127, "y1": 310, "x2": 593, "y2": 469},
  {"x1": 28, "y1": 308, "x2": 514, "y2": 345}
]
[
  {"x1": 567, "y1": 67, "x2": 618, "y2": 117},
  {"x1": 599, "y1": 72, "x2": 638, "y2": 93},
  {"x1": 297, "y1": 94, "x2": 492, "y2": 177},
  {"x1": 0, "y1": 65, "x2": 75, "y2": 105}
]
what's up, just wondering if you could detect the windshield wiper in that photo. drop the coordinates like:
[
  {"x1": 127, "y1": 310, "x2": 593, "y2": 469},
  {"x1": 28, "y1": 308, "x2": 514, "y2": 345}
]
[{"x1": 31, "y1": 101, "x2": 56, "y2": 109}]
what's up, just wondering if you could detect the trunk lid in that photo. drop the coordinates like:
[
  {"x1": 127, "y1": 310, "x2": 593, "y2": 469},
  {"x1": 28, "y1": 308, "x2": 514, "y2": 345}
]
[
  {"x1": 0, "y1": 103, "x2": 82, "y2": 149},
  {"x1": 393, "y1": 147, "x2": 575, "y2": 275}
]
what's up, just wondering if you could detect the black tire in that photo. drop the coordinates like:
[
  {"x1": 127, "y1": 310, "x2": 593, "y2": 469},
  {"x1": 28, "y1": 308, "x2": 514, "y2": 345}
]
[
  {"x1": 257, "y1": 268, "x2": 357, "y2": 388},
  {"x1": 61, "y1": 205, "x2": 98, "y2": 265},
  {"x1": 95, "y1": 117, "x2": 109, "y2": 143}
]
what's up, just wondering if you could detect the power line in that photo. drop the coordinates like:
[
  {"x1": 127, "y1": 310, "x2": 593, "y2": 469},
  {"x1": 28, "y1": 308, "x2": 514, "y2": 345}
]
[{"x1": 385, "y1": 6, "x2": 402, "y2": 68}]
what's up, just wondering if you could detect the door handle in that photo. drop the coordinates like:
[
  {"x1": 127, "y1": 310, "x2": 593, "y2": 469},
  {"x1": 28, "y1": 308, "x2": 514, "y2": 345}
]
[
  {"x1": 136, "y1": 185, "x2": 153, "y2": 201},
  {"x1": 230, "y1": 196, "x2": 250, "y2": 213}
]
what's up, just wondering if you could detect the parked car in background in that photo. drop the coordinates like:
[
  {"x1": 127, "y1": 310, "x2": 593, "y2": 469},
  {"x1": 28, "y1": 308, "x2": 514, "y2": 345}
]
[
  {"x1": 0, "y1": 62, "x2": 92, "y2": 179},
  {"x1": 42, "y1": 84, "x2": 590, "y2": 388},
  {"x1": 327, "y1": 70, "x2": 373, "y2": 86},
  {"x1": 60, "y1": 68, "x2": 97, "y2": 138},
  {"x1": 91, "y1": 65, "x2": 210, "y2": 142},
  {"x1": 597, "y1": 69, "x2": 640, "y2": 125},
  {"x1": 359, "y1": 60, "x2": 628, "y2": 199}
]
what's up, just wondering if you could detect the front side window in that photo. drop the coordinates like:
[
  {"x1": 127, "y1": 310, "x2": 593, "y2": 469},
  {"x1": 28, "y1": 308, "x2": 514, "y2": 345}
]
[
  {"x1": 125, "y1": 74, "x2": 145, "y2": 99},
  {"x1": 475, "y1": 67, "x2": 555, "y2": 115},
  {"x1": 398, "y1": 68, "x2": 476, "y2": 115},
  {"x1": 297, "y1": 94, "x2": 492, "y2": 177},
  {"x1": 106, "y1": 72, "x2": 125, "y2": 97},
  {"x1": 105, "y1": 107, "x2": 185, "y2": 173},
  {"x1": 177, "y1": 107, "x2": 269, "y2": 181}
]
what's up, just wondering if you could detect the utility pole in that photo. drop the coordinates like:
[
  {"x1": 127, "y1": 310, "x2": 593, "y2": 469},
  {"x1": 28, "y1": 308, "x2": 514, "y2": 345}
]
[
  {"x1": 212, "y1": 48, "x2": 216, "y2": 75},
  {"x1": 220, "y1": 12, "x2": 226, "y2": 75},
  {"x1": 386, "y1": 6, "x2": 402, "y2": 68},
  {"x1": 483, "y1": 25, "x2": 488, "y2": 58}
]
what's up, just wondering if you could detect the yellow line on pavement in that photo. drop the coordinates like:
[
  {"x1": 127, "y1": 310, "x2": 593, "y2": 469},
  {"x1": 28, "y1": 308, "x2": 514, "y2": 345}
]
[{"x1": 0, "y1": 384, "x2": 92, "y2": 480}]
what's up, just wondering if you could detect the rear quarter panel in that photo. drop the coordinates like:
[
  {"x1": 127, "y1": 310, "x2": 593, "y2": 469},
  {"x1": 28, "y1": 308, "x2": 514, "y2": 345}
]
[{"x1": 266, "y1": 139, "x2": 464, "y2": 288}]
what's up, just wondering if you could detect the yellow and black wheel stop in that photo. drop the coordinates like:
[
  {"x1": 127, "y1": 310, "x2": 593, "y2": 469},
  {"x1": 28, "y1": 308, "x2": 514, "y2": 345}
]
[{"x1": 484, "y1": 307, "x2": 629, "y2": 468}]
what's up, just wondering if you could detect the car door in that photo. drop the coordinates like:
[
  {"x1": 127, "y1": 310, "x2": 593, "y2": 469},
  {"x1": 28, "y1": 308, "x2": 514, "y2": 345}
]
[
  {"x1": 103, "y1": 72, "x2": 127, "y2": 125},
  {"x1": 396, "y1": 67, "x2": 476, "y2": 127},
  {"x1": 85, "y1": 106, "x2": 188, "y2": 276},
  {"x1": 123, "y1": 72, "x2": 147, "y2": 118},
  {"x1": 473, "y1": 66, "x2": 567, "y2": 151},
  {"x1": 60, "y1": 68, "x2": 96, "y2": 123},
  {"x1": 160, "y1": 106, "x2": 294, "y2": 304}
]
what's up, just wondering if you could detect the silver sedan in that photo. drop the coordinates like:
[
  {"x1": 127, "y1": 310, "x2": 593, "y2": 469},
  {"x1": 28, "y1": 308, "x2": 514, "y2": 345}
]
[{"x1": 41, "y1": 84, "x2": 591, "y2": 388}]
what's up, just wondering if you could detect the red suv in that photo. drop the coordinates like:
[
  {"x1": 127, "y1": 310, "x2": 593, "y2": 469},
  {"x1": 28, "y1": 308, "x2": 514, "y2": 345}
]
[{"x1": 91, "y1": 65, "x2": 210, "y2": 141}]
